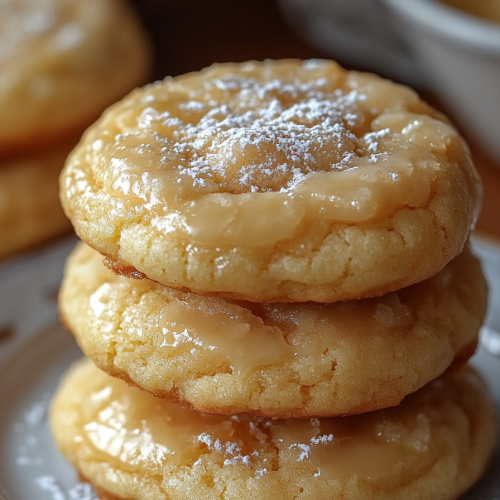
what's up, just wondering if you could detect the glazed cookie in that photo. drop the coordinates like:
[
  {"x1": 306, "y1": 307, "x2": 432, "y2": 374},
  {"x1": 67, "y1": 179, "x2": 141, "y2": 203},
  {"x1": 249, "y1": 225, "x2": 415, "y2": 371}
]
[
  {"x1": 59, "y1": 242, "x2": 486, "y2": 418},
  {"x1": 50, "y1": 359, "x2": 498, "y2": 500},
  {"x1": 60, "y1": 59, "x2": 482, "y2": 302},
  {"x1": 0, "y1": 142, "x2": 74, "y2": 259},
  {"x1": 0, "y1": 0, "x2": 151, "y2": 157}
]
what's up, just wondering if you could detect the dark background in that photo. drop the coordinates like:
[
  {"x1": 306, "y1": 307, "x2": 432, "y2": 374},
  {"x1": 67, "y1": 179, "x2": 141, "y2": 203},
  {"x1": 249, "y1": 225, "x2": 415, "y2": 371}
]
[{"x1": 129, "y1": 0, "x2": 326, "y2": 80}]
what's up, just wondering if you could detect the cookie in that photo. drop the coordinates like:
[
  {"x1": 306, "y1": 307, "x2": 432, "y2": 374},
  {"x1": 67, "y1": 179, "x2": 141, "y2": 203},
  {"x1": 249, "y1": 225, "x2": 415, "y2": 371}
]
[
  {"x1": 0, "y1": 142, "x2": 74, "y2": 259},
  {"x1": 59, "y1": 242, "x2": 486, "y2": 418},
  {"x1": 50, "y1": 359, "x2": 498, "y2": 500},
  {"x1": 60, "y1": 59, "x2": 482, "y2": 302},
  {"x1": 0, "y1": 0, "x2": 151, "y2": 157}
]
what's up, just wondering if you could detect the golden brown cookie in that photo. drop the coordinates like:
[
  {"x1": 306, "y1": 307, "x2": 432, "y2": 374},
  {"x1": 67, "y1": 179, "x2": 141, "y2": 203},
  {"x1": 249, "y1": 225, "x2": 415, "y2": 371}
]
[
  {"x1": 59, "y1": 242, "x2": 486, "y2": 418},
  {"x1": 0, "y1": 142, "x2": 75, "y2": 258},
  {"x1": 50, "y1": 359, "x2": 498, "y2": 500},
  {"x1": 60, "y1": 60, "x2": 482, "y2": 302},
  {"x1": 0, "y1": 0, "x2": 151, "y2": 157}
]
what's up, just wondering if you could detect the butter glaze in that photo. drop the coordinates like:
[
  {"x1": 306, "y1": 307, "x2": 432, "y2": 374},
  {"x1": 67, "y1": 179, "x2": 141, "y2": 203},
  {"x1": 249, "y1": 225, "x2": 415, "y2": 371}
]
[{"x1": 156, "y1": 298, "x2": 300, "y2": 376}]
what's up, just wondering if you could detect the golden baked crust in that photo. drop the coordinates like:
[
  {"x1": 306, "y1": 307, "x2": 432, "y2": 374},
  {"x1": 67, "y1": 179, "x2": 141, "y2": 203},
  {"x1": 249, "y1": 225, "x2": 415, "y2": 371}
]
[
  {"x1": 50, "y1": 359, "x2": 498, "y2": 500},
  {"x1": 0, "y1": 0, "x2": 151, "y2": 157},
  {"x1": 0, "y1": 142, "x2": 74, "y2": 258},
  {"x1": 60, "y1": 59, "x2": 482, "y2": 302},
  {"x1": 59, "y1": 242, "x2": 486, "y2": 418}
]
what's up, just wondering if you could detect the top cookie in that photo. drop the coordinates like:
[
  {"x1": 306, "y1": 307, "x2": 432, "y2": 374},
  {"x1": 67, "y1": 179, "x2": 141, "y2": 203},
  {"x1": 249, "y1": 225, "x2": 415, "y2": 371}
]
[
  {"x1": 60, "y1": 59, "x2": 482, "y2": 303},
  {"x1": 0, "y1": 0, "x2": 151, "y2": 157}
]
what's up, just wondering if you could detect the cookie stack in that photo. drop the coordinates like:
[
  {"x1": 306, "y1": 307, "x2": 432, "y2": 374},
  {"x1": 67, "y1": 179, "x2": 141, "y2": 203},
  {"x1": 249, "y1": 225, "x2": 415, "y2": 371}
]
[
  {"x1": 51, "y1": 60, "x2": 498, "y2": 500},
  {"x1": 0, "y1": 0, "x2": 151, "y2": 259}
]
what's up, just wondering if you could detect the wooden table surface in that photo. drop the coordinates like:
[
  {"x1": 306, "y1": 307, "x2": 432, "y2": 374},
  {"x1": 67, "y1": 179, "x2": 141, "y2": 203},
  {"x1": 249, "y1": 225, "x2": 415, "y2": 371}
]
[{"x1": 130, "y1": 0, "x2": 500, "y2": 240}]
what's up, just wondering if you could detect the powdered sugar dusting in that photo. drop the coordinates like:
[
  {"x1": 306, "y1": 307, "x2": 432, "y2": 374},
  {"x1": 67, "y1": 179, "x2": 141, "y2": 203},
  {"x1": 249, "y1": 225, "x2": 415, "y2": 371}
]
[
  {"x1": 197, "y1": 432, "x2": 253, "y2": 467},
  {"x1": 104, "y1": 61, "x2": 376, "y2": 196},
  {"x1": 169, "y1": 80, "x2": 365, "y2": 193},
  {"x1": 290, "y1": 433, "x2": 335, "y2": 462}
]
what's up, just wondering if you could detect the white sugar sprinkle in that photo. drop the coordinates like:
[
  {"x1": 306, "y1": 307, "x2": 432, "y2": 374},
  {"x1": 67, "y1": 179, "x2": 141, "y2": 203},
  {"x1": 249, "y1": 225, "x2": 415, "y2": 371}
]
[{"x1": 110, "y1": 69, "x2": 372, "y2": 194}]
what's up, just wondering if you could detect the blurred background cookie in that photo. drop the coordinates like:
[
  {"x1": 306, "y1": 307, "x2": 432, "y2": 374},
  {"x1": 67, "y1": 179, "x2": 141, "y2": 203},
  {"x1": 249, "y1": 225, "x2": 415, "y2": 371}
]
[
  {"x1": 0, "y1": 0, "x2": 152, "y2": 258},
  {"x1": 0, "y1": 0, "x2": 151, "y2": 157},
  {"x1": 0, "y1": 142, "x2": 74, "y2": 259}
]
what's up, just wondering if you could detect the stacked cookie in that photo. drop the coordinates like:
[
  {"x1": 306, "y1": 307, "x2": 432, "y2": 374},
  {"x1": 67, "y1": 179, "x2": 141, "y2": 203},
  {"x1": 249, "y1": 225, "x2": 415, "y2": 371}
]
[
  {"x1": 0, "y1": 0, "x2": 151, "y2": 259},
  {"x1": 52, "y1": 60, "x2": 498, "y2": 500}
]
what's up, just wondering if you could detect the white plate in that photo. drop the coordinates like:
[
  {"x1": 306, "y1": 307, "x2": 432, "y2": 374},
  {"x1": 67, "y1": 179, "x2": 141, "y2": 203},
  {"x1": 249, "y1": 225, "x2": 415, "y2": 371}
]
[{"x1": 0, "y1": 235, "x2": 499, "y2": 500}]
